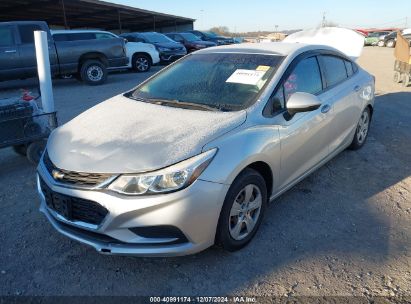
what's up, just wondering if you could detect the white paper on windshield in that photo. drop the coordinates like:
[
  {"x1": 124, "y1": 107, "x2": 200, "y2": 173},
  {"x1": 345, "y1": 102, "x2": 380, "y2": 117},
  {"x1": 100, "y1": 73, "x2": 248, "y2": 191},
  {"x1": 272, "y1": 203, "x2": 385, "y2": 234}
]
[{"x1": 226, "y1": 69, "x2": 266, "y2": 85}]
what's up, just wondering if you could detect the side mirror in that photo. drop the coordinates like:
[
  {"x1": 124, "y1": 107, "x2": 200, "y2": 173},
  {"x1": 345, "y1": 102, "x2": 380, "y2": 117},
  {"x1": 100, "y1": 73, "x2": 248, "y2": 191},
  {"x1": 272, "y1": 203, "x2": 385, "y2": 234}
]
[
  {"x1": 287, "y1": 92, "x2": 322, "y2": 116},
  {"x1": 123, "y1": 38, "x2": 128, "y2": 44}
]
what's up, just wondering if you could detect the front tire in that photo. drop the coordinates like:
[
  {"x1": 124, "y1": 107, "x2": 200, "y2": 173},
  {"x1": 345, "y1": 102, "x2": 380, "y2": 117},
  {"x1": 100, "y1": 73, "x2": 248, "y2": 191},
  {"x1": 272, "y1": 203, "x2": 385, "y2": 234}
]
[
  {"x1": 402, "y1": 74, "x2": 410, "y2": 87},
  {"x1": 26, "y1": 140, "x2": 46, "y2": 164},
  {"x1": 216, "y1": 168, "x2": 267, "y2": 252},
  {"x1": 80, "y1": 59, "x2": 107, "y2": 85},
  {"x1": 377, "y1": 40, "x2": 385, "y2": 47},
  {"x1": 349, "y1": 107, "x2": 371, "y2": 150},
  {"x1": 386, "y1": 40, "x2": 395, "y2": 48},
  {"x1": 132, "y1": 54, "x2": 151, "y2": 72},
  {"x1": 393, "y1": 71, "x2": 402, "y2": 83}
]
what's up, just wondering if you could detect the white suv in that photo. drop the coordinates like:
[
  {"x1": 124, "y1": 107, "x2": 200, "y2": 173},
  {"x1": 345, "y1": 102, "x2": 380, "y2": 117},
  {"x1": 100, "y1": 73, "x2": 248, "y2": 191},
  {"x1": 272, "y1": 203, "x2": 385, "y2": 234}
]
[{"x1": 52, "y1": 30, "x2": 160, "y2": 72}]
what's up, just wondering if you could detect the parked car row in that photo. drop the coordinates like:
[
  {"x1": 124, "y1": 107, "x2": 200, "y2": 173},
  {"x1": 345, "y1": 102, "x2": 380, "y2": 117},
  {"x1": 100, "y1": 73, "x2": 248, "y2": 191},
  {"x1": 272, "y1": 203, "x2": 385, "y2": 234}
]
[
  {"x1": 363, "y1": 29, "x2": 411, "y2": 48},
  {"x1": 0, "y1": 20, "x2": 236, "y2": 86}
]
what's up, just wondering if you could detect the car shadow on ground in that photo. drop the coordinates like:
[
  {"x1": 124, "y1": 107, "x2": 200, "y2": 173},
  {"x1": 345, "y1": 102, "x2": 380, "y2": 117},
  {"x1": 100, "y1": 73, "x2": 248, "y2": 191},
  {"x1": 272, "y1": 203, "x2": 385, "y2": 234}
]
[{"x1": 0, "y1": 92, "x2": 410, "y2": 295}]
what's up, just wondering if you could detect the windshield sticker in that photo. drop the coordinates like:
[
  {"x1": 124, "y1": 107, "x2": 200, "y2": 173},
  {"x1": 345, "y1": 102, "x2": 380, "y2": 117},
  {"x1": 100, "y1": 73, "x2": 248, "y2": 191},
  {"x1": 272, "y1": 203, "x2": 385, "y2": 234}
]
[
  {"x1": 226, "y1": 69, "x2": 266, "y2": 85},
  {"x1": 256, "y1": 65, "x2": 270, "y2": 71}
]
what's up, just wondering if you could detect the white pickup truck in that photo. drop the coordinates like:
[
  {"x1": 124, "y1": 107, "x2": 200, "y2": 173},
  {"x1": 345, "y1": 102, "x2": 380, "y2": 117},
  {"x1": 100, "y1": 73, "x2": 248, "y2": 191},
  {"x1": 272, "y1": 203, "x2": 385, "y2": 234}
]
[{"x1": 51, "y1": 30, "x2": 160, "y2": 72}]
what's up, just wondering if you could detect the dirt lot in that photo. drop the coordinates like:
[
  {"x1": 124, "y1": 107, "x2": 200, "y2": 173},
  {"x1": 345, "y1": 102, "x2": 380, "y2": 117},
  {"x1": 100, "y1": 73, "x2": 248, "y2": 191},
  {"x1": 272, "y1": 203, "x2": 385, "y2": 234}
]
[{"x1": 0, "y1": 47, "x2": 410, "y2": 298}]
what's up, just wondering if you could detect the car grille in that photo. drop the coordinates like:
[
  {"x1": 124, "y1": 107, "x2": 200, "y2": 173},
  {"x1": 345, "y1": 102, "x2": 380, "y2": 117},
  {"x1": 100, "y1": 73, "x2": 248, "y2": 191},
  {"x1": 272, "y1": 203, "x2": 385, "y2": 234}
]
[
  {"x1": 43, "y1": 152, "x2": 114, "y2": 187},
  {"x1": 40, "y1": 177, "x2": 108, "y2": 225}
]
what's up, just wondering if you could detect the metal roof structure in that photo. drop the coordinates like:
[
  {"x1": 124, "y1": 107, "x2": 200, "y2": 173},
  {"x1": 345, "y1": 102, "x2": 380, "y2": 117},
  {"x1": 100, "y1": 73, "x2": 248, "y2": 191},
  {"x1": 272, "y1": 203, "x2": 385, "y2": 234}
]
[{"x1": 0, "y1": 0, "x2": 195, "y2": 32}]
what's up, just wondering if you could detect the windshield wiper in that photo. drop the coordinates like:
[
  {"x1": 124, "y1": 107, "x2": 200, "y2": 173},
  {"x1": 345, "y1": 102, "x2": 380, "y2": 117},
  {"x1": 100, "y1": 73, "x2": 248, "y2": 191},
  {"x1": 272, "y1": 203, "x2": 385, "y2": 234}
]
[{"x1": 130, "y1": 97, "x2": 220, "y2": 112}]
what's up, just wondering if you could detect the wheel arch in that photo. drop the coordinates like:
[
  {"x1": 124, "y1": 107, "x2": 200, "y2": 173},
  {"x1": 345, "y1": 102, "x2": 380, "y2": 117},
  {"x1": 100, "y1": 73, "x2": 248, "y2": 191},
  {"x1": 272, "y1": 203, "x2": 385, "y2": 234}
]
[
  {"x1": 78, "y1": 52, "x2": 108, "y2": 72},
  {"x1": 132, "y1": 52, "x2": 153, "y2": 64}
]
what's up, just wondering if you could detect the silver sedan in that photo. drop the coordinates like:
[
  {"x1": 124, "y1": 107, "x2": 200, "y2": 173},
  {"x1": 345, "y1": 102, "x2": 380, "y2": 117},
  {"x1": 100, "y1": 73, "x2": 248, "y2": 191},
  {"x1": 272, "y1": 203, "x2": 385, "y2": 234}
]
[{"x1": 37, "y1": 42, "x2": 375, "y2": 256}]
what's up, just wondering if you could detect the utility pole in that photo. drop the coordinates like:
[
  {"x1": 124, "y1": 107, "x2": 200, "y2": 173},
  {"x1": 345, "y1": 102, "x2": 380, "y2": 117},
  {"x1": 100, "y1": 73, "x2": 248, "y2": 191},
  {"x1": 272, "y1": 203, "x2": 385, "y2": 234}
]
[{"x1": 322, "y1": 12, "x2": 326, "y2": 27}]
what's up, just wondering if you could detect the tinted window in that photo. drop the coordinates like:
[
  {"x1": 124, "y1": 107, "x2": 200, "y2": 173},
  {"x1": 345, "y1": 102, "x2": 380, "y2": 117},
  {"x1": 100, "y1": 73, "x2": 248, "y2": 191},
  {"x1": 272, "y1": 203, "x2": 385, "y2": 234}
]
[
  {"x1": 95, "y1": 33, "x2": 116, "y2": 39},
  {"x1": 322, "y1": 55, "x2": 348, "y2": 87},
  {"x1": 132, "y1": 53, "x2": 284, "y2": 111},
  {"x1": 18, "y1": 24, "x2": 42, "y2": 44},
  {"x1": 0, "y1": 26, "x2": 15, "y2": 47},
  {"x1": 283, "y1": 56, "x2": 323, "y2": 100},
  {"x1": 52, "y1": 34, "x2": 69, "y2": 42},
  {"x1": 67, "y1": 33, "x2": 96, "y2": 41},
  {"x1": 180, "y1": 33, "x2": 201, "y2": 42},
  {"x1": 141, "y1": 33, "x2": 175, "y2": 43},
  {"x1": 344, "y1": 60, "x2": 354, "y2": 77}
]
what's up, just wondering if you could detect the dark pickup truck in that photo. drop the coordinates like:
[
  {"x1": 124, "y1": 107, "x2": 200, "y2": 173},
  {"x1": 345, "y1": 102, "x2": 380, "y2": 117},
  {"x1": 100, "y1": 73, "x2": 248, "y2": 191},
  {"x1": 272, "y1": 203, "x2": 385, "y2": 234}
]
[{"x1": 0, "y1": 21, "x2": 128, "y2": 85}]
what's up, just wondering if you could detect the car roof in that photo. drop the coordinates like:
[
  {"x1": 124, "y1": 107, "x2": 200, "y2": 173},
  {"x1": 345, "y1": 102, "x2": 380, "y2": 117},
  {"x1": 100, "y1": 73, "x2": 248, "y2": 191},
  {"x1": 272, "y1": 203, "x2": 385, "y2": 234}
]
[
  {"x1": 51, "y1": 29, "x2": 115, "y2": 35},
  {"x1": 195, "y1": 42, "x2": 337, "y2": 56}
]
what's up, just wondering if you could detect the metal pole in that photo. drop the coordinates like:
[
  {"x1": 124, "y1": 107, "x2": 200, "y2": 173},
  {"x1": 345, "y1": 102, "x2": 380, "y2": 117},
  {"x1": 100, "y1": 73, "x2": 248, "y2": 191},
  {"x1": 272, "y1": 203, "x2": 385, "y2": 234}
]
[
  {"x1": 34, "y1": 31, "x2": 55, "y2": 117},
  {"x1": 118, "y1": 10, "x2": 122, "y2": 34},
  {"x1": 61, "y1": 0, "x2": 68, "y2": 29}
]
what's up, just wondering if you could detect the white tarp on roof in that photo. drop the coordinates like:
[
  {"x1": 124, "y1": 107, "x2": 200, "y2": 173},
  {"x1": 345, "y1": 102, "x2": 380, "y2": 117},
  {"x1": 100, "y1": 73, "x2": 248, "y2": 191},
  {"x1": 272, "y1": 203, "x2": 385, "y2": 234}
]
[{"x1": 283, "y1": 27, "x2": 364, "y2": 60}]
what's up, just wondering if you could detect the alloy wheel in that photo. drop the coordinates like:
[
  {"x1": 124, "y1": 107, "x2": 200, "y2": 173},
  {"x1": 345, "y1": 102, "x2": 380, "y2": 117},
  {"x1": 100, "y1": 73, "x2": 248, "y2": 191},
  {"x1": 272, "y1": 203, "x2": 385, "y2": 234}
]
[
  {"x1": 135, "y1": 57, "x2": 149, "y2": 71},
  {"x1": 87, "y1": 65, "x2": 104, "y2": 82},
  {"x1": 356, "y1": 110, "x2": 369, "y2": 144},
  {"x1": 229, "y1": 184, "x2": 262, "y2": 241}
]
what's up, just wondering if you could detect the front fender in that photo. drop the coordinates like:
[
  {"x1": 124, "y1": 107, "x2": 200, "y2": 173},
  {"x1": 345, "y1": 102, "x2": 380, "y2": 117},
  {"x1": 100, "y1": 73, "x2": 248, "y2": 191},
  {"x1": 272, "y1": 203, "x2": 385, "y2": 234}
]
[{"x1": 200, "y1": 124, "x2": 281, "y2": 192}]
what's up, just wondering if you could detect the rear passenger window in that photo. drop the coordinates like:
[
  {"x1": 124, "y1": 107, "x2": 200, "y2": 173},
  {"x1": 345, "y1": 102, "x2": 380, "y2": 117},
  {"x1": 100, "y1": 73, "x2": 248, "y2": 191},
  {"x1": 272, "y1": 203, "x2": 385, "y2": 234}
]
[
  {"x1": 0, "y1": 26, "x2": 15, "y2": 46},
  {"x1": 52, "y1": 34, "x2": 68, "y2": 42},
  {"x1": 18, "y1": 24, "x2": 42, "y2": 44},
  {"x1": 321, "y1": 55, "x2": 348, "y2": 87},
  {"x1": 284, "y1": 56, "x2": 323, "y2": 100},
  {"x1": 68, "y1": 33, "x2": 96, "y2": 41},
  {"x1": 95, "y1": 33, "x2": 116, "y2": 39},
  {"x1": 344, "y1": 60, "x2": 354, "y2": 77}
]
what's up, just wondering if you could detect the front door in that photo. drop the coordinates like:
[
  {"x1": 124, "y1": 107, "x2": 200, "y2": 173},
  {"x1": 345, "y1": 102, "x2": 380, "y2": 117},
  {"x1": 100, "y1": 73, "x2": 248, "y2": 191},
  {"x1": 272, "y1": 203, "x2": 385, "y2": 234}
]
[
  {"x1": 275, "y1": 56, "x2": 333, "y2": 190},
  {"x1": 0, "y1": 24, "x2": 20, "y2": 81}
]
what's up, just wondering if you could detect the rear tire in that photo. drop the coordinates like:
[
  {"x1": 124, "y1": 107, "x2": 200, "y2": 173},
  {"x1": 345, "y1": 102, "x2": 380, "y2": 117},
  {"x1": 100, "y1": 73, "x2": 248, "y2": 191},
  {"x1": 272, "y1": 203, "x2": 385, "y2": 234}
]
[
  {"x1": 349, "y1": 107, "x2": 371, "y2": 150},
  {"x1": 216, "y1": 168, "x2": 267, "y2": 252},
  {"x1": 26, "y1": 140, "x2": 46, "y2": 164},
  {"x1": 377, "y1": 40, "x2": 385, "y2": 47},
  {"x1": 80, "y1": 59, "x2": 107, "y2": 85},
  {"x1": 132, "y1": 54, "x2": 151, "y2": 72}
]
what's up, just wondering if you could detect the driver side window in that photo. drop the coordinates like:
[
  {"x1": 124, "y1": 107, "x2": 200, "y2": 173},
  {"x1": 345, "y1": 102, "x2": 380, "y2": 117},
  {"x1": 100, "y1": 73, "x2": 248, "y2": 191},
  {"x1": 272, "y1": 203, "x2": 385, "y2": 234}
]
[
  {"x1": 268, "y1": 56, "x2": 323, "y2": 115},
  {"x1": 283, "y1": 56, "x2": 323, "y2": 100}
]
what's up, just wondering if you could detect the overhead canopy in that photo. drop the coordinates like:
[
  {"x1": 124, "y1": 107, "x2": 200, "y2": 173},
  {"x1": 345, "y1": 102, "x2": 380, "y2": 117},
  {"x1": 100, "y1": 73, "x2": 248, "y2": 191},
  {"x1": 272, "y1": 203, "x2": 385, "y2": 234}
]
[{"x1": 0, "y1": 0, "x2": 195, "y2": 32}]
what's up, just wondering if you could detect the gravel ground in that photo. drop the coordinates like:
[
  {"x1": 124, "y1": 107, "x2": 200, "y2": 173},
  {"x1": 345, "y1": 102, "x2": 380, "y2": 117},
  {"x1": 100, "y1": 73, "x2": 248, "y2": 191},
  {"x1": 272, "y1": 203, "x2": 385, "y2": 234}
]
[{"x1": 0, "y1": 47, "x2": 410, "y2": 298}]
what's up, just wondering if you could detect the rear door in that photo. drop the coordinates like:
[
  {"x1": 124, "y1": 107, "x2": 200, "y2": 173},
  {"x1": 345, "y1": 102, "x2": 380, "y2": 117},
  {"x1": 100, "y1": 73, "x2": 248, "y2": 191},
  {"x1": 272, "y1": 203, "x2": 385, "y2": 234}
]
[
  {"x1": 0, "y1": 24, "x2": 19, "y2": 81},
  {"x1": 318, "y1": 54, "x2": 360, "y2": 153}
]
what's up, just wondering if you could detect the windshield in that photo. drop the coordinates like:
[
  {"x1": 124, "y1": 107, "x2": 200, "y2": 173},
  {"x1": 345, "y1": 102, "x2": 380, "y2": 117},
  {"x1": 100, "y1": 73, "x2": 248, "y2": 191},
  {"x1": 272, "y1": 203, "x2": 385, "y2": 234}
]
[
  {"x1": 180, "y1": 33, "x2": 201, "y2": 42},
  {"x1": 205, "y1": 31, "x2": 218, "y2": 37},
  {"x1": 141, "y1": 33, "x2": 175, "y2": 43},
  {"x1": 130, "y1": 53, "x2": 284, "y2": 111}
]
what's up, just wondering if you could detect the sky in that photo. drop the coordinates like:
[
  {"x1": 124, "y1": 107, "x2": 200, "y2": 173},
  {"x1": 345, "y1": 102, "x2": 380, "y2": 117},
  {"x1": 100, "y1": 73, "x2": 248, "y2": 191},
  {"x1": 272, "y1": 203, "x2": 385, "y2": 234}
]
[{"x1": 110, "y1": 0, "x2": 410, "y2": 32}]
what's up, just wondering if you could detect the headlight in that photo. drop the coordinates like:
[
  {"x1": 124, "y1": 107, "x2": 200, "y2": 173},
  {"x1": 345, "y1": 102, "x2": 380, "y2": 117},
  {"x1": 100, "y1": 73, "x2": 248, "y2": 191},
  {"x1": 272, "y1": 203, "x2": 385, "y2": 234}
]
[
  {"x1": 216, "y1": 40, "x2": 225, "y2": 44},
  {"x1": 157, "y1": 46, "x2": 170, "y2": 52},
  {"x1": 107, "y1": 149, "x2": 217, "y2": 195}
]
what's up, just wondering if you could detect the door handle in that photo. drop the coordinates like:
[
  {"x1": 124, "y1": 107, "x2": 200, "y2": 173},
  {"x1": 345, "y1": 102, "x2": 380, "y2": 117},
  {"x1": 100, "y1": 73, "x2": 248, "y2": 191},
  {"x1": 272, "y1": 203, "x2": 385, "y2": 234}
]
[
  {"x1": 321, "y1": 104, "x2": 331, "y2": 114},
  {"x1": 354, "y1": 85, "x2": 361, "y2": 92},
  {"x1": 4, "y1": 50, "x2": 17, "y2": 53}
]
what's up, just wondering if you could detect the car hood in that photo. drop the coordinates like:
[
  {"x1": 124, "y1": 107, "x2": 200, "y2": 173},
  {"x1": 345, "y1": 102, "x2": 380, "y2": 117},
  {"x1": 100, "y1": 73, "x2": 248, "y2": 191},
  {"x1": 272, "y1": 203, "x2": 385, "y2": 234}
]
[
  {"x1": 153, "y1": 41, "x2": 184, "y2": 49},
  {"x1": 47, "y1": 95, "x2": 246, "y2": 174}
]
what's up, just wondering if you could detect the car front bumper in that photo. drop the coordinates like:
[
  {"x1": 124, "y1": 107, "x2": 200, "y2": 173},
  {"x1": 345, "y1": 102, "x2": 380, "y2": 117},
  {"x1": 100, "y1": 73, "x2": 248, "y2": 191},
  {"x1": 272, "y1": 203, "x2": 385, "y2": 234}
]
[{"x1": 37, "y1": 163, "x2": 229, "y2": 257}]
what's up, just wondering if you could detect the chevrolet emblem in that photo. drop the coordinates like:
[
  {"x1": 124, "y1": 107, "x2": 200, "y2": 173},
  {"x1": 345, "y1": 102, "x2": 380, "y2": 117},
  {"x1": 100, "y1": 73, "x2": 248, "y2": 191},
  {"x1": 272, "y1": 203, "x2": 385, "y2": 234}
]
[{"x1": 52, "y1": 169, "x2": 65, "y2": 180}]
